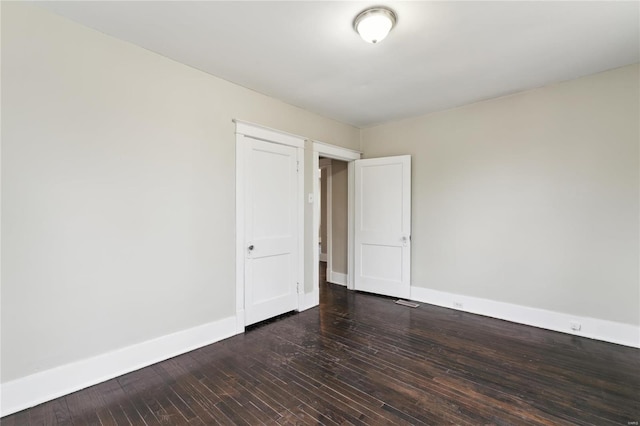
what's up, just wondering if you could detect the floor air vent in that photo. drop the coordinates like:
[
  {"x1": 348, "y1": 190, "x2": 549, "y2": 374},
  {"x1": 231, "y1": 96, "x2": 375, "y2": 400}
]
[{"x1": 395, "y1": 300, "x2": 420, "y2": 308}]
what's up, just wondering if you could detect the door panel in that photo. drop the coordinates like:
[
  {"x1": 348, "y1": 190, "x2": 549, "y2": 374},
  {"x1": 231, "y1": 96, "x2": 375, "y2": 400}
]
[
  {"x1": 252, "y1": 148, "x2": 292, "y2": 238},
  {"x1": 361, "y1": 244, "x2": 403, "y2": 281},
  {"x1": 355, "y1": 156, "x2": 411, "y2": 298},
  {"x1": 245, "y1": 138, "x2": 299, "y2": 326},
  {"x1": 251, "y1": 255, "x2": 292, "y2": 303},
  {"x1": 361, "y1": 163, "x2": 403, "y2": 232}
]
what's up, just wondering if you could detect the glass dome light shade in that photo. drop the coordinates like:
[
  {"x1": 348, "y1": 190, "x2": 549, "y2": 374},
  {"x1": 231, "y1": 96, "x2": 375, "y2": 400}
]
[{"x1": 354, "y1": 7, "x2": 397, "y2": 44}]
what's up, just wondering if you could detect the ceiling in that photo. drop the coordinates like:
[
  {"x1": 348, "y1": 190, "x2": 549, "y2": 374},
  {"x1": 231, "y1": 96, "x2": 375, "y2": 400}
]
[{"x1": 36, "y1": 1, "x2": 640, "y2": 128}]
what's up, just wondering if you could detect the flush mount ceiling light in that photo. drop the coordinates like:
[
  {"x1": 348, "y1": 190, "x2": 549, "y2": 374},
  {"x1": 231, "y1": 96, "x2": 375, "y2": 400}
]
[{"x1": 353, "y1": 6, "x2": 397, "y2": 44}]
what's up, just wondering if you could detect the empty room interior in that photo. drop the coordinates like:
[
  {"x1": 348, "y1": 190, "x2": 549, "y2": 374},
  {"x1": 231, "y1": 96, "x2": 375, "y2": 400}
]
[{"x1": 1, "y1": 1, "x2": 639, "y2": 425}]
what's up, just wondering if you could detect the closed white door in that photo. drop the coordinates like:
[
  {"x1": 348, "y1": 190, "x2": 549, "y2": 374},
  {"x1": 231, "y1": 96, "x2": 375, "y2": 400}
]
[
  {"x1": 244, "y1": 138, "x2": 299, "y2": 326},
  {"x1": 354, "y1": 155, "x2": 411, "y2": 298}
]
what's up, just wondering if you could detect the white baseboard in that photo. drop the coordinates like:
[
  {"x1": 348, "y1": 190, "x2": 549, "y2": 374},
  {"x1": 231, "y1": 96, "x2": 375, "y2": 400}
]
[
  {"x1": 319, "y1": 253, "x2": 327, "y2": 262},
  {"x1": 1, "y1": 316, "x2": 238, "y2": 417},
  {"x1": 299, "y1": 288, "x2": 319, "y2": 312},
  {"x1": 410, "y1": 286, "x2": 640, "y2": 348},
  {"x1": 328, "y1": 271, "x2": 347, "y2": 286}
]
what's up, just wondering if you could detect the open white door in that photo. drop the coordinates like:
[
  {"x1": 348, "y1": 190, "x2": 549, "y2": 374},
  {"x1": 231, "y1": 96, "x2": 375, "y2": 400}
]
[
  {"x1": 354, "y1": 155, "x2": 411, "y2": 298},
  {"x1": 244, "y1": 137, "x2": 299, "y2": 325}
]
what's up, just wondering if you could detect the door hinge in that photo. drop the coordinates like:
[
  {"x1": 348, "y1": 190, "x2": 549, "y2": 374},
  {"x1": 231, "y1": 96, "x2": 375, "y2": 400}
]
[
  {"x1": 297, "y1": 282, "x2": 300, "y2": 293},
  {"x1": 296, "y1": 160, "x2": 300, "y2": 173}
]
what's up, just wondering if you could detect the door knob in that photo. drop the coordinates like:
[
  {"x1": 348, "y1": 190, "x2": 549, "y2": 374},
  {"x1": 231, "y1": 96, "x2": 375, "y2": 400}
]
[{"x1": 248, "y1": 245, "x2": 254, "y2": 251}]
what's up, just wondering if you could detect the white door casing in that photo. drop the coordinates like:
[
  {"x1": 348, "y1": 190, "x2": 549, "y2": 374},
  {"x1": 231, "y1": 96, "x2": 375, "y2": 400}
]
[
  {"x1": 319, "y1": 158, "x2": 332, "y2": 269},
  {"x1": 311, "y1": 142, "x2": 361, "y2": 304},
  {"x1": 354, "y1": 155, "x2": 411, "y2": 298},
  {"x1": 235, "y1": 120, "x2": 304, "y2": 331}
]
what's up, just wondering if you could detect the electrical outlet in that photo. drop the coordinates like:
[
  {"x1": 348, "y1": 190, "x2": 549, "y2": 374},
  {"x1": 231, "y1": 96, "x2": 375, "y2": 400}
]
[
  {"x1": 570, "y1": 322, "x2": 582, "y2": 331},
  {"x1": 453, "y1": 302, "x2": 463, "y2": 309}
]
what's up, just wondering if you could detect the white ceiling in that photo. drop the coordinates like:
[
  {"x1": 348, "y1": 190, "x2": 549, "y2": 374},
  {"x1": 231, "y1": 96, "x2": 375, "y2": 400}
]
[{"x1": 37, "y1": 1, "x2": 640, "y2": 128}]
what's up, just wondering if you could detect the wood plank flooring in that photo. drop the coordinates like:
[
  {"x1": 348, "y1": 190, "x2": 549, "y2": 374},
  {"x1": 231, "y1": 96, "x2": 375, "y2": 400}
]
[{"x1": 3, "y1": 264, "x2": 639, "y2": 425}]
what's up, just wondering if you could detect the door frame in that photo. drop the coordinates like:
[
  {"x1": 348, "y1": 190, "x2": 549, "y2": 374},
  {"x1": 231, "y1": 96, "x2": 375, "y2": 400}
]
[
  {"x1": 235, "y1": 120, "x2": 305, "y2": 334},
  {"x1": 312, "y1": 142, "x2": 361, "y2": 303},
  {"x1": 318, "y1": 158, "x2": 332, "y2": 265}
]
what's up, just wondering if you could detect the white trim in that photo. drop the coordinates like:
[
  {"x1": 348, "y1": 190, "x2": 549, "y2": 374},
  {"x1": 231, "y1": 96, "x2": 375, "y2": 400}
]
[
  {"x1": 328, "y1": 271, "x2": 348, "y2": 286},
  {"x1": 312, "y1": 140, "x2": 361, "y2": 161},
  {"x1": 410, "y1": 286, "x2": 640, "y2": 348},
  {"x1": 347, "y1": 161, "x2": 355, "y2": 290},
  {"x1": 320, "y1": 161, "x2": 333, "y2": 285},
  {"x1": 234, "y1": 119, "x2": 305, "y2": 148},
  {"x1": 295, "y1": 146, "x2": 305, "y2": 310},
  {"x1": 235, "y1": 133, "x2": 246, "y2": 333},
  {"x1": 0, "y1": 316, "x2": 237, "y2": 417},
  {"x1": 312, "y1": 152, "x2": 321, "y2": 311}
]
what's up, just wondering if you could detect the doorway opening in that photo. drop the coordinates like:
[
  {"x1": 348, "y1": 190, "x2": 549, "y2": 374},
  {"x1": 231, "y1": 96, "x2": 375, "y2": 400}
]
[
  {"x1": 311, "y1": 143, "x2": 361, "y2": 308},
  {"x1": 318, "y1": 157, "x2": 349, "y2": 293}
]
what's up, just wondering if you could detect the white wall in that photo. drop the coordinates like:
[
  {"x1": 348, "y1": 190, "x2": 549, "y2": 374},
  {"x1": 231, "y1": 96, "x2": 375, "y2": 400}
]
[
  {"x1": 1, "y1": 2, "x2": 359, "y2": 385},
  {"x1": 2, "y1": 1, "x2": 638, "y2": 412},
  {"x1": 362, "y1": 64, "x2": 639, "y2": 327}
]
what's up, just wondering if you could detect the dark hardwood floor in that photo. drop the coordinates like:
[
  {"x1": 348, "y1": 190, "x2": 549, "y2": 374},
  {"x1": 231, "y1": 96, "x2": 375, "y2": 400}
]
[{"x1": 3, "y1": 263, "x2": 639, "y2": 425}]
